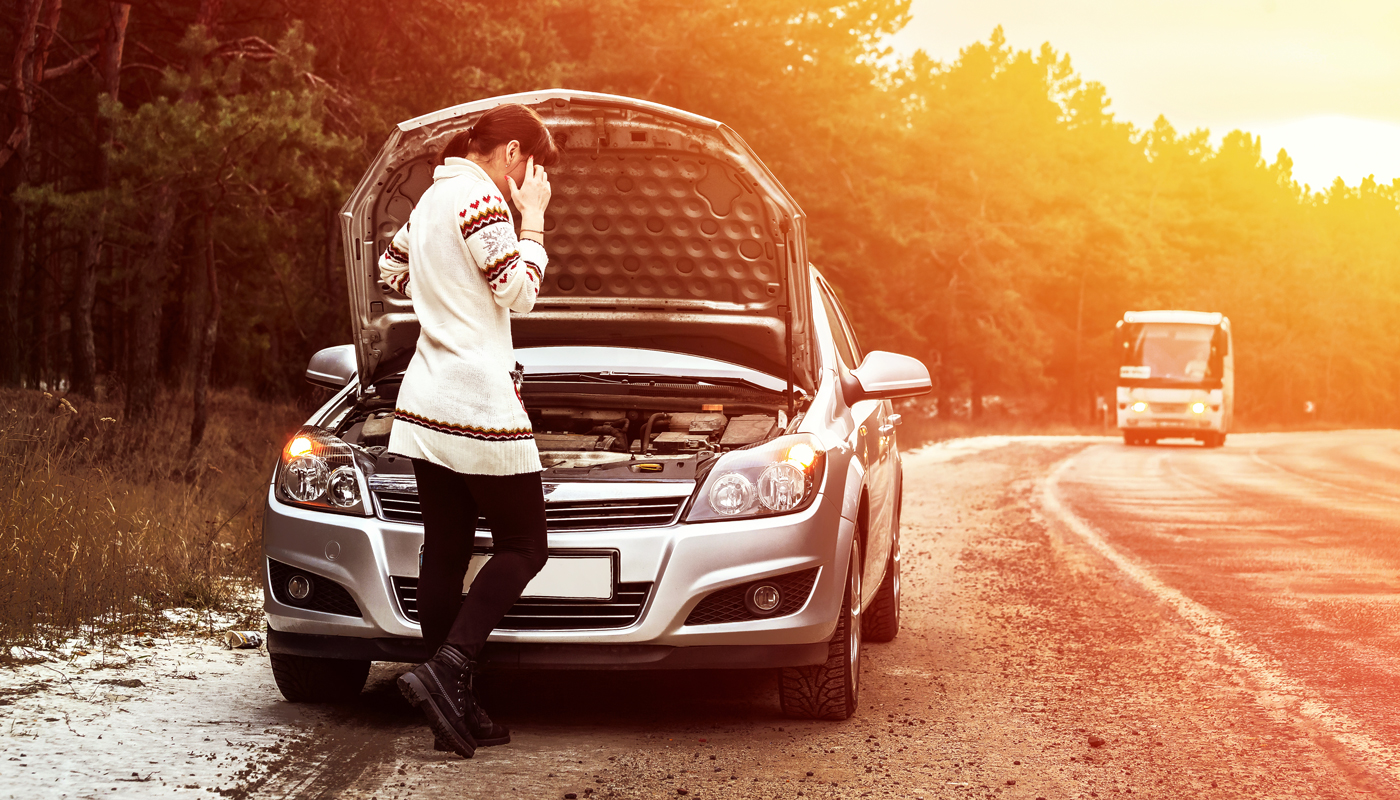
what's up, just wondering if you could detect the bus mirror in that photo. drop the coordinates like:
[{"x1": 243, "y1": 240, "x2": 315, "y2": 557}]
[{"x1": 1212, "y1": 327, "x2": 1229, "y2": 356}]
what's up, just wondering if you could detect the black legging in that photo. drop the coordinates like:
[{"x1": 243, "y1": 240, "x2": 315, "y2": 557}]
[{"x1": 412, "y1": 459, "x2": 548, "y2": 659}]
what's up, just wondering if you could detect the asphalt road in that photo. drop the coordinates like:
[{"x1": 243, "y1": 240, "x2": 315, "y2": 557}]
[{"x1": 242, "y1": 431, "x2": 1400, "y2": 798}]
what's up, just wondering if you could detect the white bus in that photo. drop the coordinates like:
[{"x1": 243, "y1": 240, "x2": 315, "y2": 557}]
[{"x1": 1114, "y1": 310, "x2": 1233, "y2": 447}]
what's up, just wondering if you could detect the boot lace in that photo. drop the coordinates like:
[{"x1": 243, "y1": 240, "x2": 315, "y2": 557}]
[{"x1": 457, "y1": 670, "x2": 469, "y2": 713}]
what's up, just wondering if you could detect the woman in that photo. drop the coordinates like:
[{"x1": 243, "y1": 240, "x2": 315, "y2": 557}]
[{"x1": 377, "y1": 103, "x2": 559, "y2": 759}]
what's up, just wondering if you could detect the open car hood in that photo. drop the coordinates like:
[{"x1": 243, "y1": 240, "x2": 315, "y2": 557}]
[{"x1": 340, "y1": 90, "x2": 816, "y2": 397}]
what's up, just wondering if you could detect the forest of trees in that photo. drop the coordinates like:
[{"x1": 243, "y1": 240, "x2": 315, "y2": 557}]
[{"x1": 4, "y1": 0, "x2": 1398, "y2": 434}]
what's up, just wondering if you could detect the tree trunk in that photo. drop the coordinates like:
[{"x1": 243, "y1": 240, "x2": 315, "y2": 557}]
[
  {"x1": 970, "y1": 363, "x2": 984, "y2": 421},
  {"x1": 1072, "y1": 266, "x2": 1086, "y2": 422},
  {"x1": 125, "y1": 191, "x2": 175, "y2": 419},
  {"x1": 116, "y1": 250, "x2": 129, "y2": 389},
  {"x1": 0, "y1": 188, "x2": 22, "y2": 386},
  {"x1": 0, "y1": 0, "x2": 44, "y2": 175},
  {"x1": 194, "y1": 0, "x2": 223, "y2": 31},
  {"x1": 178, "y1": 240, "x2": 200, "y2": 388},
  {"x1": 127, "y1": 0, "x2": 221, "y2": 417},
  {"x1": 0, "y1": 0, "x2": 48, "y2": 386},
  {"x1": 72, "y1": 2, "x2": 130, "y2": 399},
  {"x1": 188, "y1": 208, "x2": 219, "y2": 451},
  {"x1": 36, "y1": 224, "x2": 53, "y2": 388},
  {"x1": 325, "y1": 204, "x2": 339, "y2": 291},
  {"x1": 937, "y1": 272, "x2": 956, "y2": 420},
  {"x1": 32, "y1": 0, "x2": 64, "y2": 84}
]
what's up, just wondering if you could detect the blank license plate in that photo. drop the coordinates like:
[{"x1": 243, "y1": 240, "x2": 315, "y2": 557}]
[{"x1": 463, "y1": 555, "x2": 613, "y2": 600}]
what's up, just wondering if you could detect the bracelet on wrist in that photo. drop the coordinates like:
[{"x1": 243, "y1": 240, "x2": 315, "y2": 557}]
[{"x1": 520, "y1": 228, "x2": 544, "y2": 236}]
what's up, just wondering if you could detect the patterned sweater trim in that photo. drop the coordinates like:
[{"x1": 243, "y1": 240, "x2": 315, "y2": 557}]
[{"x1": 393, "y1": 409, "x2": 534, "y2": 442}]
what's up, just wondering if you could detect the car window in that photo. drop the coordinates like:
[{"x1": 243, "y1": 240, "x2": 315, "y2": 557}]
[{"x1": 817, "y1": 281, "x2": 863, "y2": 369}]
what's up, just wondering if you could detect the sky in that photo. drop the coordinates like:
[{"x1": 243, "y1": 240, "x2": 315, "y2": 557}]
[{"x1": 886, "y1": 0, "x2": 1400, "y2": 189}]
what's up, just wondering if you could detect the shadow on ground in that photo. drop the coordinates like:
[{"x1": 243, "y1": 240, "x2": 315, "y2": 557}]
[{"x1": 333, "y1": 662, "x2": 784, "y2": 732}]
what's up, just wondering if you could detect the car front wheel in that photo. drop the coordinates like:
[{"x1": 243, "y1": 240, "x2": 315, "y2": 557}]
[
  {"x1": 270, "y1": 651, "x2": 370, "y2": 703},
  {"x1": 780, "y1": 540, "x2": 862, "y2": 720}
]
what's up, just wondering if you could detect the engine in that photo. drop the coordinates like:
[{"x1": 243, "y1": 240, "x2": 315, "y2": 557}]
[{"x1": 528, "y1": 407, "x2": 780, "y2": 469}]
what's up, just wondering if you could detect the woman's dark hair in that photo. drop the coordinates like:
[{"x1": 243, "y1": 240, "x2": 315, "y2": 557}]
[{"x1": 439, "y1": 103, "x2": 561, "y2": 167}]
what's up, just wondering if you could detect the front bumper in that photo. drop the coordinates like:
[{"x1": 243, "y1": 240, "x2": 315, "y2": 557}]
[
  {"x1": 1118, "y1": 414, "x2": 1221, "y2": 433},
  {"x1": 262, "y1": 481, "x2": 854, "y2": 666},
  {"x1": 266, "y1": 628, "x2": 828, "y2": 670}
]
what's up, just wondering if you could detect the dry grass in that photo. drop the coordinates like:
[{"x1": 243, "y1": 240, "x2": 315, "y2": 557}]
[{"x1": 0, "y1": 388, "x2": 309, "y2": 652}]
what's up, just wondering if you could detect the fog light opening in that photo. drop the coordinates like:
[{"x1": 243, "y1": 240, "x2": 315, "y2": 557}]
[
  {"x1": 745, "y1": 583, "x2": 782, "y2": 616},
  {"x1": 287, "y1": 574, "x2": 314, "y2": 602}
]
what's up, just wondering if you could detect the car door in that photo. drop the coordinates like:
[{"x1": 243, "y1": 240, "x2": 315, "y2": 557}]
[{"x1": 815, "y1": 279, "x2": 894, "y2": 600}]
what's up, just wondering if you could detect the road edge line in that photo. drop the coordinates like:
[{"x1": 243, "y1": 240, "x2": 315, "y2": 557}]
[{"x1": 1038, "y1": 454, "x2": 1399, "y2": 784}]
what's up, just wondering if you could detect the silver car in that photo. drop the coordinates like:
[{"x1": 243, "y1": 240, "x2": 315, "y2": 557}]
[{"x1": 263, "y1": 90, "x2": 931, "y2": 720}]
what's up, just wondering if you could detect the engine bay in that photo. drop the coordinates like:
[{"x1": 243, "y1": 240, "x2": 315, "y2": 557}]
[
  {"x1": 333, "y1": 373, "x2": 796, "y2": 478},
  {"x1": 528, "y1": 408, "x2": 781, "y2": 469}
]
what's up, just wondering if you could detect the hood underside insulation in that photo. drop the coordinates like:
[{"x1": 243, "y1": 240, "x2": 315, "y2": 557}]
[{"x1": 342, "y1": 91, "x2": 813, "y2": 390}]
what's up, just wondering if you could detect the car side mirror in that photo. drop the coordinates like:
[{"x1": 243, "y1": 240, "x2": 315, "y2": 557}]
[
  {"x1": 848, "y1": 351, "x2": 932, "y2": 401},
  {"x1": 306, "y1": 344, "x2": 357, "y2": 389}
]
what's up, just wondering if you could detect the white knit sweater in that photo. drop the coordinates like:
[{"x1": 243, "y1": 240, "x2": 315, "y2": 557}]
[{"x1": 377, "y1": 157, "x2": 546, "y2": 475}]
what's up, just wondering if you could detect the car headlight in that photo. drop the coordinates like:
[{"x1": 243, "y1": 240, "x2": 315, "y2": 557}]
[
  {"x1": 1191, "y1": 402, "x2": 1206, "y2": 414},
  {"x1": 1131, "y1": 401, "x2": 1148, "y2": 413},
  {"x1": 687, "y1": 434, "x2": 826, "y2": 522},
  {"x1": 276, "y1": 427, "x2": 369, "y2": 515}
]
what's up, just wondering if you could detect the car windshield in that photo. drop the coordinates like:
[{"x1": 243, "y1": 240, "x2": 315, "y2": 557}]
[{"x1": 1123, "y1": 323, "x2": 1217, "y2": 382}]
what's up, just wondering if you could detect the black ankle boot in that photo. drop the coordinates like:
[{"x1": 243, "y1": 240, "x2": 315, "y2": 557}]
[
  {"x1": 433, "y1": 661, "x2": 509, "y2": 750},
  {"x1": 397, "y1": 644, "x2": 478, "y2": 758},
  {"x1": 466, "y1": 684, "x2": 511, "y2": 746}
]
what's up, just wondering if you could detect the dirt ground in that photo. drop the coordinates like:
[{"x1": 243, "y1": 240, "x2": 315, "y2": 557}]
[{"x1": 5, "y1": 434, "x2": 1398, "y2": 798}]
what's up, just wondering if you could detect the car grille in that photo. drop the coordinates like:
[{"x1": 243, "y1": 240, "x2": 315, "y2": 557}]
[
  {"x1": 685, "y1": 568, "x2": 820, "y2": 626},
  {"x1": 267, "y1": 559, "x2": 363, "y2": 618},
  {"x1": 392, "y1": 577, "x2": 652, "y2": 631},
  {"x1": 1149, "y1": 403, "x2": 1189, "y2": 414},
  {"x1": 373, "y1": 490, "x2": 685, "y2": 530}
]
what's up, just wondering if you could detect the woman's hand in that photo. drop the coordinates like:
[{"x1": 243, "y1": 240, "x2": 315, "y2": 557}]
[{"x1": 508, "y1": 156, "x2": 551, "y2": 229}]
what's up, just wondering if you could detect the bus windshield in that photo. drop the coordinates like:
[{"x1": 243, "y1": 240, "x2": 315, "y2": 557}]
[{"x1": 1121, "y1": 323, "x2": 1220, "y2": 383}]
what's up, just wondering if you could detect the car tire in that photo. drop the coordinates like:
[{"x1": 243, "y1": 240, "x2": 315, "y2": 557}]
[
  {"x1": 780, "y1": 541, "x2": 862, "y2": 720},
  {"x1": 1204, "y1": 432, "x2": 1226, "y2": 448},
  {"x1": 270, "y1": 652, "x2": 370, "y2": 703},
  {"x1": 1122, "y1": 432, "x2": 1137, "y2": 446},
  {"x1": 862, "y1": 521, "x2": 900, "y2": 643}
]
